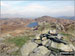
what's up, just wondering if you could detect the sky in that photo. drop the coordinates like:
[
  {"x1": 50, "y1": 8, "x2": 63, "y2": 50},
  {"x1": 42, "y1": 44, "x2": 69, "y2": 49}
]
[{"x1": 0, "y1": 1, "x2": 75, "y2": 18}]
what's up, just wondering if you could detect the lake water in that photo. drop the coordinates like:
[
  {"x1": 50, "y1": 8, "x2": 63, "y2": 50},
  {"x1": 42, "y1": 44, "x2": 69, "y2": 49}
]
[{"x1": 27, "y1": 22, "x2": 38, "y2": 27}]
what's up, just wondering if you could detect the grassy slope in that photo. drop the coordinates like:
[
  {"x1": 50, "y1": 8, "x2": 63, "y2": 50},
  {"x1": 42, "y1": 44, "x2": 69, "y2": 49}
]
[{"x1": 5, "y1": 35, "x2": 35, "y2": 56}]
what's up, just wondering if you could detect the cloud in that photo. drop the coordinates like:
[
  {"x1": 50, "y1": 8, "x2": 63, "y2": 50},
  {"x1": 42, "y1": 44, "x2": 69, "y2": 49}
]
[
  {"x1": 1, "y1": 2, "x2": 48, "y2": 15},
  {"x1": 1, "y1": 1, "x2": 74, "y2": 18},
  {"x1": 54, "y1": 6, "x2": 74, "y2": 16},
  {"x1": 1, "y1": 1, "x2": 11, "y2": 8}
]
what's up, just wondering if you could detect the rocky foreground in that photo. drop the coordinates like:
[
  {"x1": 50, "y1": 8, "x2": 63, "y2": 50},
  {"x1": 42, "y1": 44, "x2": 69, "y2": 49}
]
[{"x1": 21, "y1": 30, "x2": 75, "y2": 56}]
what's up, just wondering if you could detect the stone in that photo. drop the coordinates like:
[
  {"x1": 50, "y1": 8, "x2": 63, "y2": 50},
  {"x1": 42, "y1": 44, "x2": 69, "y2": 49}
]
[
  {"x1": 7, "y1": 47, "x2": 19, "y2": 54},
  {"x1": 35, "y1": 40, "x2": 42, "y2": 44},
  {"x1": 51, "y1": 41, "x2": 73, "y2": 51},
  {"x1": 36, "y1": 34, "x2": 40, "y2": 40},
  {"x1": 42, "y1": 39, "x2": 52, "y2": 47},
  {"x1": 42, "y1": 37, "x2": 47, "y2": 41},
  {"x1": 21, "y1": 42, "x2": 38, "y2": 56},
  {"x1": 59, "y1": 43, "x2": 73, "y2": 51},
  {"x1": 49, "y1": 30, "x2": 57, "y2": 34},
  {"x1": 69, "y1": 44, "x2": 75, "y2": 51},
  {"x1": 57, "y1": 34, "x2": 62, "y2": 39},
  {"x1": 50, "y1": 53, "x2": 54, "y2": 56},
  {"x1": 42, "y1": 40, "x2": 49, "y2": 46},
  {"x1": 51, "y1": 41, "x2": 58, "y2": 48},
  {"x1": 0, "y1": 53, "x2": 10, "y2": 56},
  {"x1": 30, "y1": 46, "x2": 51, "y2": 56}
]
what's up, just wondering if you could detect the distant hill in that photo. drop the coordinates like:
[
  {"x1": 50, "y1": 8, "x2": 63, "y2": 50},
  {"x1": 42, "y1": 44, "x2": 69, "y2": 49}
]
[
  {"x1": 0, "y1": 18, "x2": 35, "y2": 34},
  {"x1": 58, "y1": 16, "x2": 75, "y2": 20},
  {"x1": 1, "y1": 16, "x2": 75, "y2": 36},
  {"x1": 35, "y1": 16, "x2": 75, "y2": 24},
  {"x1": 35, "y1": 16, "x2": 57, "y2": 23}
]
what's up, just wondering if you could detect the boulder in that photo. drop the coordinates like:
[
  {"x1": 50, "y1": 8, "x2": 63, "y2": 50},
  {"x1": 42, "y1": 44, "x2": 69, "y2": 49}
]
[
  {"x1": 49, "y1": 29, "x2": 57, "y2": 34},
  {"x1": 50, "y1": 53, "x2": 55, "y2": 56},
  {"x1": 59, "y1": 43, "x2": 73, "y2": 51},
  {"x1": 51, "y1": 41, "x2": 58, "y2": 48},
  {"x1": 35, "y1": 40, "x2": 42, "y2": 44},
  {"x1": 21, "y1": 42, "x2": 38, "y2": 56},
  {"x1": 42, "y1": 39, "x2": 52, "y2": 47},
  {"x1": 35, "y1": 34, "x2": 40, "y2": 40},
  {"x1": 69, "y1": 44, "x2": 75, "y2": 51},
  {"x1": 42, "y1": 37, "x2": 47, "y2": 41},
  {"x1": 30, "y1": 46, "x2": 51, "y2": 56},
  {"x1": 57, "y1": 34, "x2": 63, "y2": 39},
  {"x1": 50, "y1": 41, "x2": 73, "y2": 51}
]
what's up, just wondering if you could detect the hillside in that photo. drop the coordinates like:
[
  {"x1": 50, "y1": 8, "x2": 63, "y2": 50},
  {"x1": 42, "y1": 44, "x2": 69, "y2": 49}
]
[
  {"x1": 58, "y1": 16, "x2": 75, "y2": 20},
  {"x1": 0, "y1": 18, "x2": 35, "y2": 36},
  {"x1": 35, "y1": 16, "x2": 75, "y2": 24},
  {"x1": 0, "y1": 16, "x2": 75, "y2": 56},
  {"x1": 0, "y1": 16, "x2": 75, "y2": 36}
]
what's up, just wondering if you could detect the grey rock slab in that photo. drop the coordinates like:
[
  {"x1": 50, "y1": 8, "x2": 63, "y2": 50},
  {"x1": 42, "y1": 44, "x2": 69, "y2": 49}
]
[
  {"x1": 50, "y1": 41, "x2": 58, "y2": 48},
  {"x1": 59, "y1": 43, "x2": 73, "y2": 51},
  {"x1": 50, "y1": 54, "x2": 54, "y2": 56},
  {"x1": 42, "y1": 39, "x2": 52, "y2": 47},
  {"x1": 34, "y1": 40, "x2": 42, "y2": 44},
  {"x1": 50, "y1": 41, "x2": 73, "y2": 51},
  {"x1": 21, "y1": 42, "x2": 38, "y2": 56},
  {"x1": 29, "y1": 46, "x2": 51, "y2": 56}
]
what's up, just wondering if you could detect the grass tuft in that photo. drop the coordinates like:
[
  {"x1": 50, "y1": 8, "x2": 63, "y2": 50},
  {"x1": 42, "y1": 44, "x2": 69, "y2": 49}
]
[{"x1": 6, "y1": 35, "x2": 35, "y2": 48}]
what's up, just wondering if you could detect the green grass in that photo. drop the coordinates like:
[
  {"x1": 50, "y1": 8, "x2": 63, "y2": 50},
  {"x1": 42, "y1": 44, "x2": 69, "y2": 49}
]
[
  {"x1": 5, "y1": 35, "x2": 35, "y2": 56},
  {"x1": 60, "y1": 32, "x2": 73, "y2": 43},
  {"x1": 60, "y1": 32, "x2": 71, "y2": 36},
  {"x1": 6, "y1": 35, "x2": 35, "y2": 48}
]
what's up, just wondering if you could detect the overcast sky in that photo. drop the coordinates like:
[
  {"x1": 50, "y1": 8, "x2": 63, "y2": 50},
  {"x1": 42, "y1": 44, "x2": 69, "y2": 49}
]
[{"x1": 1, "y1": 1, "x2": 74, "y2": 18}]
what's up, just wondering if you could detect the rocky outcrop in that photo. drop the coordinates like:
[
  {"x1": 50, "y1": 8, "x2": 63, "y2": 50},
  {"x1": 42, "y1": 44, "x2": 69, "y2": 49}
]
[
  {"x1": 21, "y1": 30, "x2": 75, "y2": 56},
  {"x1": 21, "y1": 40, "x2": 52, "y2": 56}
]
